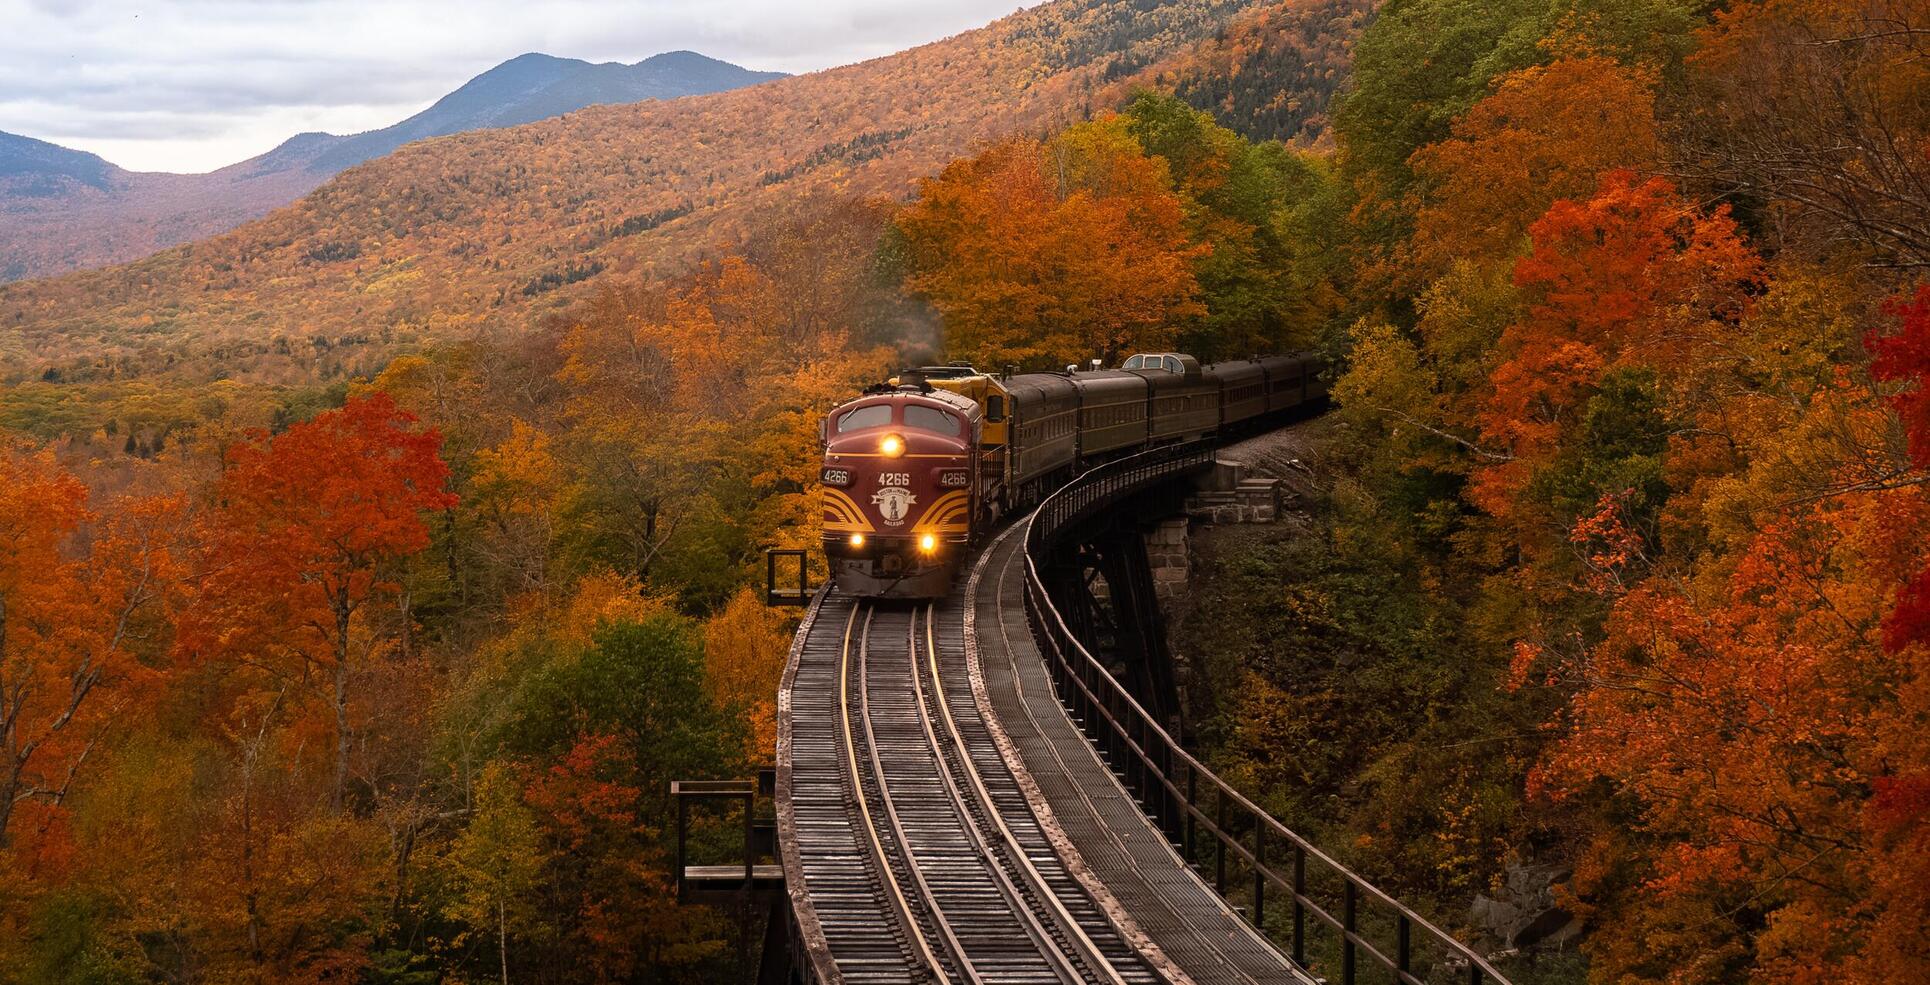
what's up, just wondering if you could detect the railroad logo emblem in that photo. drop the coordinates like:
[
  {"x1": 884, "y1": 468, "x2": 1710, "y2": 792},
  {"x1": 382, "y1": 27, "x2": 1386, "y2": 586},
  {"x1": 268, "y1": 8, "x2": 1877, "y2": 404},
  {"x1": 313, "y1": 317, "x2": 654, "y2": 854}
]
[{"x1": 871, "y1": 486, "x2": 916, "y2": 526}]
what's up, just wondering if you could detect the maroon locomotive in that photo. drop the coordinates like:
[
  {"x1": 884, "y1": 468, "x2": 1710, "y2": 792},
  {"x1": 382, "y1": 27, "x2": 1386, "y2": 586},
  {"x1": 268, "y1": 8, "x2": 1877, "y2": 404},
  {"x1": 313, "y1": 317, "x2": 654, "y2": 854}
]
[
  {"x1": 820, "y1": 353, "x2": 1325, "y2": 598},
  {"x1": 819, "y1": 385, "x2": 982, "y2": 598}
]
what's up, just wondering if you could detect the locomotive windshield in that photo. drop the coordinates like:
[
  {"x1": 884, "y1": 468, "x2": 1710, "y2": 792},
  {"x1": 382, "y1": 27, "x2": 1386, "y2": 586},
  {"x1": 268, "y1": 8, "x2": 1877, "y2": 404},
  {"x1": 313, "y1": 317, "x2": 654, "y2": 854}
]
[
  {"x1": 903, "y1": 405, "x2": 960, "y2": 435},
  {"x1": 836, "y1": 405, "x2": 892, "y2": 433}
]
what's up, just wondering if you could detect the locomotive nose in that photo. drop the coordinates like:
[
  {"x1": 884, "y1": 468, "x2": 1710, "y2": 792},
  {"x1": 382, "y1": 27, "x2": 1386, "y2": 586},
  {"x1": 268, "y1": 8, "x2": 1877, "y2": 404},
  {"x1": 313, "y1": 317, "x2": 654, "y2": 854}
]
[{"x1": 818, "y1": 392, "x2": 978, "y2": 599}]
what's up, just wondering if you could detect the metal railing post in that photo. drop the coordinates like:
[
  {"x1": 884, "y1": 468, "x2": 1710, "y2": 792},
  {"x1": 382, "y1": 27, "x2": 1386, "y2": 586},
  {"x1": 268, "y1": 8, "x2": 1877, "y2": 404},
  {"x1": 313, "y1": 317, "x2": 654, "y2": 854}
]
[
  {"x1": 1215, "y1": 794, "x2": 1228, "y2": 895},
  {"x1": 1292, "y1": 844, "x2": 1306, "y2": 967},
  {"x1": 1173, "y1": 760, "x2": 1188, "y2": 853},
  {"x1": 1162, "y1": 741, "x2": 1178, "y2": 839},
  {"x1": 1253, "y1": 820, "x2": 1266, "y2": 932},
  {"x1": 675, "y1": 785, "x2": 689, "y2": 900},
  {"x1": 1343, "y1": 880, "x2": 1358, "y2": 985},
  {"x1": 1399, "y1": 913, "x2": 1412, "y2": 980},
  {"x1": 743, "y1": 789, "x2": 755, "y2": 888}
]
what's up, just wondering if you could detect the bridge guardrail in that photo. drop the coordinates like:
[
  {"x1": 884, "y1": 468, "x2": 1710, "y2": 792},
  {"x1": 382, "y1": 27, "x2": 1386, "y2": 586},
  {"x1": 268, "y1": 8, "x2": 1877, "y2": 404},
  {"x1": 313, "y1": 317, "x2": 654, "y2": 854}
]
[{"x1": 1023, "y1": 442, "x2": 1513, "y2": 985}]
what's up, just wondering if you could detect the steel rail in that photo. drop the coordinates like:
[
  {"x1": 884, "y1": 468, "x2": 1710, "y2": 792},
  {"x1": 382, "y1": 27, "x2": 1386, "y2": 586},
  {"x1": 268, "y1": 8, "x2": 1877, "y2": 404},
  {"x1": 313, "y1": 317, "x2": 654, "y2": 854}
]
[
  {"x1": 839, "y1": 602, "x2": 966, "y2": 983},
  {"x1": 913, "y1": 604, "x2": 1143, "y2": 985},
  {"x1": 901, "y1": 608, "x2": 1086, "y2": 983}
]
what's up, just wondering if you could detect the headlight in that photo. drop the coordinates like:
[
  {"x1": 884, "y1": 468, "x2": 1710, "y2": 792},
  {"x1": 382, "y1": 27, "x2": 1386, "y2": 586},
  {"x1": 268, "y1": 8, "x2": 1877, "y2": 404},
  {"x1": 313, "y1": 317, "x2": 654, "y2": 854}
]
[
  {"x1": 918, "y1": 534, "x2": 937, "y2": 553},
  {"x1": 848, "y1": 533, "x2": 865, "y2": 548},
  {"x1": 820, "y1": 466, "x2": 853, "y2": 487},
  {"x1": 879, "y1": 434, "x2": 905, "y2": 457}
]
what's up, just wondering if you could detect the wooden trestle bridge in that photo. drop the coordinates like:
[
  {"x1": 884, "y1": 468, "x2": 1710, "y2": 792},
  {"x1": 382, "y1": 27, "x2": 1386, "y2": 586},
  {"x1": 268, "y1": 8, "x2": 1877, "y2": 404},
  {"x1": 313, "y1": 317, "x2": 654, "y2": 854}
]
[{"x1": 678, "y1": 441, "x2": 1515, "y2": 985}]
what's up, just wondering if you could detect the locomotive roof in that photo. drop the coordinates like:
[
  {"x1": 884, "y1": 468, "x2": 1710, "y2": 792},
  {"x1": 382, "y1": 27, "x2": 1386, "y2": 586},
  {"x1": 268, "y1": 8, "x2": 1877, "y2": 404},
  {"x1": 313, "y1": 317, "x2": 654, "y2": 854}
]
[
  {"x1": 838, "y1": 386, "x2": 982, "y2": 420},
  {"x1": 899, "y1": 365, "x2": 981, "y2": 380}
]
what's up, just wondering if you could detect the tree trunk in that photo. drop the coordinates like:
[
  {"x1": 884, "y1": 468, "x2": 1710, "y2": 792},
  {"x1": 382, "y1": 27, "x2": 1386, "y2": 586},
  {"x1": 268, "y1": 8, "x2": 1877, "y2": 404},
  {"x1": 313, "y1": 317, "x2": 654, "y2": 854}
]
[
  {"x1": 0, "y1": 765, "x2": 17, "y2": 849},
  {"x1": 446, "y1": 507, "x2": 463, "y2": 604},
  {"x1": 498, "y1": 896, "x2": 510, "y2": 985},
  {"x1": 332, "y1": 601, "x2": 352, "y2": 815},
  {"x1": 244, "y1": 771, "x2": 262, "y2": 968},
  {"x1": 398, "y1": 587, "x2": 413, "y2": 661}
]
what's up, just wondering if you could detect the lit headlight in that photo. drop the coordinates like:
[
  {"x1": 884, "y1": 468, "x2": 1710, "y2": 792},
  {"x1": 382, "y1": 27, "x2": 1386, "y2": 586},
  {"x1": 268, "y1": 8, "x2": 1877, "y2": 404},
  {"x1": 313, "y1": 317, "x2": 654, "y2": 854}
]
[
  {"x1": 880, "y1": 434, "x2": 905, "y2": 457},
  {"x1": 918, "y1": 534, "x2": 937, "y2": 553},
  {"x1": 848, "y1": 533, "x2": 865, "y2": 548}
]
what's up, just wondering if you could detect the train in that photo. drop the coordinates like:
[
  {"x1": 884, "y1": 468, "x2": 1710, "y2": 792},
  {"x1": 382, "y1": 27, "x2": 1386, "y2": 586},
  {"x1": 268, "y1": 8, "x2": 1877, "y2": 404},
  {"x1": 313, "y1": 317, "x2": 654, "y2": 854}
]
[{"x1": 819, "y1": 352, "x2": 1327, "y2": 598}]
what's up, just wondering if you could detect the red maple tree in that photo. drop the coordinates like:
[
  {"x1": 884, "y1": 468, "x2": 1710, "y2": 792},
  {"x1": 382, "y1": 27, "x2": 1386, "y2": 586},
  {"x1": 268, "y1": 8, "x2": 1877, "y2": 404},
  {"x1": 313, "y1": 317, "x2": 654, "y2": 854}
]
[{"x1": 181, "y1": 394, "x2": 455, "y2": 813}]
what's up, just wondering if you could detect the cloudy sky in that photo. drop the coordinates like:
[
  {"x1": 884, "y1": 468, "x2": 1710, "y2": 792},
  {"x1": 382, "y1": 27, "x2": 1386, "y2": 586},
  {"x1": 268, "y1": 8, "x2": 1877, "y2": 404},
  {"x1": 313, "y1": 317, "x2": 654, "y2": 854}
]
[{"x1": 4, "y1": 0, "x2": 1040, "y2": 174}]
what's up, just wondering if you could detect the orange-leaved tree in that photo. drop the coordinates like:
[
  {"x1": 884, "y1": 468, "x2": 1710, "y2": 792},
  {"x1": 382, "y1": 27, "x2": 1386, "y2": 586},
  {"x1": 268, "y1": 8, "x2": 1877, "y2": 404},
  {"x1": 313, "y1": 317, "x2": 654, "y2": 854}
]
[
  {"x1": 0, "y1": 447, "x2": 185, "y2": 850},
  {"x1": 897, "y1": 118, "x2": 1206, "y2": 367},
  {"x1": 1472, "y1": 169, "x2": 1762, "y2": 522},
  {"x1": 1536, "y1": 468, "x2": 1930, "y2": 981},
  {"x1": 182, "y1": 393, "x2": 456, "y2": 813},
  {"x1": 1407, "y1": 54, "x2": 1662, "y2": 282}
]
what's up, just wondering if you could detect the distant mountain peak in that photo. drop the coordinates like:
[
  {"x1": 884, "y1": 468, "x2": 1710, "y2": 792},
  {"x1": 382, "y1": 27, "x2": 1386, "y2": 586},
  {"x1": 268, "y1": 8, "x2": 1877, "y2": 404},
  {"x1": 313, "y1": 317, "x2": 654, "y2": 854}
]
[
  {"x1": 0, "y1": 131, "x2": 118, "y2": 191},
  {"x1": 638, "y1": 50, "x2": 735, "y2": 67},
  {"x1": 297, "y1": 49, "x2": 786, "y2": 175},
  {"x1": 504, "y1": 50, "x2": 577, "y2": 65}
]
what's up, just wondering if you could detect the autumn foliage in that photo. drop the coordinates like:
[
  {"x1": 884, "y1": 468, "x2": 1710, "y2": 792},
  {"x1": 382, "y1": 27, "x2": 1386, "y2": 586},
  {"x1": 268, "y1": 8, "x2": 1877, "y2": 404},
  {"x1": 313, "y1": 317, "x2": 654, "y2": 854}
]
[
  {"x1": 1871, "y1": 287, "x2": 1930, "y2": 651},
  {"x1": 182, "y1": 394, "x2": 456, "y2": 812},
  {"x1": 0, "y1": 448, "x2": 182, "y2": 858},
  {"x1": 1302, "y1": 0, "x2": 1930, "y2": 980},
  {"x1": 899, "y1": 124, "x2": 1206, "y2": 365},
  {"x1": 2, "y1": 0, "x2": 1928, "y2": 981}
]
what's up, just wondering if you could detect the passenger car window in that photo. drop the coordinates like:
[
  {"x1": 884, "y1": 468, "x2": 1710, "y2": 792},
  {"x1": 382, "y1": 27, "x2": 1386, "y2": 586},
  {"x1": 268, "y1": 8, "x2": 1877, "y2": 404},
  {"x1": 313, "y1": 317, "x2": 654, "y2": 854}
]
[
  {"x1": 903, "y1": 405, "x2": 959, "y2": 435},
  {"x1": 836, "y1": 405, "x2": 892, "y2": 433}
]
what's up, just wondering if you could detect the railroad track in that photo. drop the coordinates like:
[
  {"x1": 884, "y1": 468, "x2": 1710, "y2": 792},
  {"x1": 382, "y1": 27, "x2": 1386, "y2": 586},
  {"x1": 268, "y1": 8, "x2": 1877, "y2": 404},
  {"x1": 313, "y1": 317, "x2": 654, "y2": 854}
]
[{"x1": 787, "y1": 592, "x2": 1166, "y2": 985}]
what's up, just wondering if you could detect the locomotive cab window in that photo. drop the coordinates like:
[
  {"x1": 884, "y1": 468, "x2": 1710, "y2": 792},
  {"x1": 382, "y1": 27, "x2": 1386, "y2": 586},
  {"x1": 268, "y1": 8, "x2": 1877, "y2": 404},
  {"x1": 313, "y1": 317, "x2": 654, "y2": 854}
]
[
  {"x1": 903, "y1": 405, "x2": 960, "y2": 435},
  {"x1": 986, "y1": 395, "x2": 1006, "y2": 422},
  {"x1": 836, "y1": 405, "x2": 892, "y2": 433}
]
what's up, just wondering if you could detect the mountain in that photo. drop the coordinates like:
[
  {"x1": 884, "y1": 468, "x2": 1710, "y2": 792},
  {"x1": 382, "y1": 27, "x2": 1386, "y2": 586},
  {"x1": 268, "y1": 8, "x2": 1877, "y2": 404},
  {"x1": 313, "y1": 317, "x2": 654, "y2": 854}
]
[
  {"x1": 0, "y1": 52, "x2": 783, "y2": 283},
  {"x1": 0, "y1": 0, "x2": 1372, "y2": 384},
  {"x1": 0, "y1": 132, "x2": 118, "y2": 192},
  {"x1": 296, "y1": 51, "x2": 787, "y2": 175}
]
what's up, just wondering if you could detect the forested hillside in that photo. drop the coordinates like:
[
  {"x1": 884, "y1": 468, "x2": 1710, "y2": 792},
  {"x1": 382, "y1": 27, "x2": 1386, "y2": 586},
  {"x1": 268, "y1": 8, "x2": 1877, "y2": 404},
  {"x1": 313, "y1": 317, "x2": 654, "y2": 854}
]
[
  {"x1": 0, "y1": 0, "x2": 1369, "y2": 386},
  {"x1": 1138, "y1": 0, "x2": 1375, "y2": 142}
]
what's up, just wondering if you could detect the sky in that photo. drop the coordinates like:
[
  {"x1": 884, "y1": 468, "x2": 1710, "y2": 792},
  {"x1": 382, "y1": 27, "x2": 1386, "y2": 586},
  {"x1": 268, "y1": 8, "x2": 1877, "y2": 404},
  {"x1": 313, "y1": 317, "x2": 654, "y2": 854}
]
[{"x1": 3, "y1": 0, "x2": 1041, "y2": 174}]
